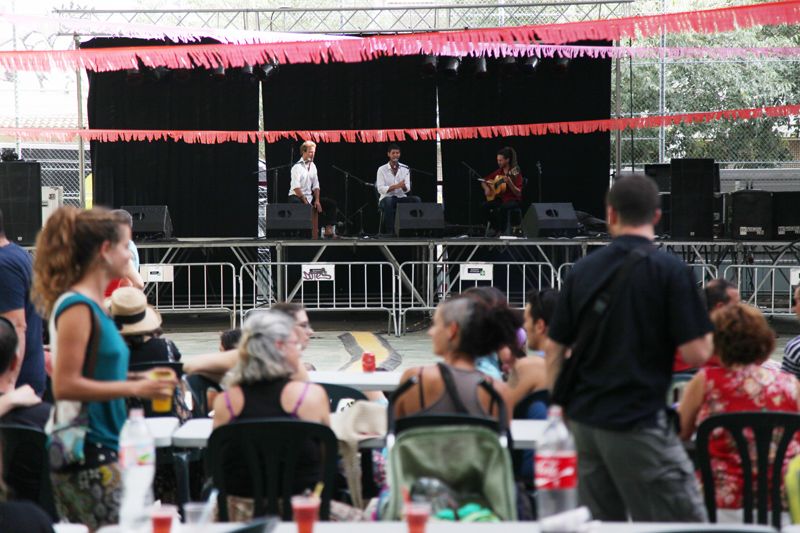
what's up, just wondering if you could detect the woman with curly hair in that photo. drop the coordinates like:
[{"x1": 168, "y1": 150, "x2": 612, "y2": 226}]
[
  {"x1": 32, "y1": 206, "x2": 176, "y2": 531},
  {"x1": 678, "y1": 303, "x2": 800, "y2": 511}
]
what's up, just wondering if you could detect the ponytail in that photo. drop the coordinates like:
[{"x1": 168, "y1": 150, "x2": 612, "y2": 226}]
[{"x1": 32, "y1": 206, "x2": 124, "y2": 317}]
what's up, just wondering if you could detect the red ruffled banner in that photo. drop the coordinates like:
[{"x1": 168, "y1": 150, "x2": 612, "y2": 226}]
[
  {"x1": 2, "y1": 1, "x2": 800, "y2": 72},
  {"x1": 2, "y1": 104, "x2": 797, "y2": 144}
]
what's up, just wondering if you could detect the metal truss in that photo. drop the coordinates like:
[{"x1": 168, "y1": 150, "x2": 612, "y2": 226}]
[{"x1": 54, "y1": 2, "x2": 632, "y2": 35}]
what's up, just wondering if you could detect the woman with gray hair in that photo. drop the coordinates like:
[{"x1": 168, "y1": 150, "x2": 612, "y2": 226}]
[{"x1": 212, "y1": 310, "x2": 329, "y2": 511}]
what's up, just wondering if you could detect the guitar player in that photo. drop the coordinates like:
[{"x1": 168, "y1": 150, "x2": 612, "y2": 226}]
[{"x1": 480, "y1": 146, "x2": 524, "y2": 236}]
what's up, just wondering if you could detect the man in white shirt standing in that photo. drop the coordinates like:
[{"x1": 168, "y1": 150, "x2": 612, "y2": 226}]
[
  {"x1": 288, "y1": 141, "x2": 337, "y2": 238},
  {"x1": 375, "y1": 143, "x2": 421, "y2": 235}
]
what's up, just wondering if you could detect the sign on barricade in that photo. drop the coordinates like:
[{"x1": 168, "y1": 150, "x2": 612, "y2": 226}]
[
  {"x1": 460, "y1": 263, "x2": 493, "y2": 282},
  {"x1": 302, "y1": 264, "x2": 335, "y2": 282}
]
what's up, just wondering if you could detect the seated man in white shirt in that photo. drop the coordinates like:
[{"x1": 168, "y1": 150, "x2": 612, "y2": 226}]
[
  {"x1": 288, "y1": 140, "x2": 338, "y2": 238},
  {"x1": 375, "y1": 143, "x2": 421, "y2": 235}
]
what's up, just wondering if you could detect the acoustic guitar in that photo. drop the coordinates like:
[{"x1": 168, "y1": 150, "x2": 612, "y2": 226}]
[{"x1": 480, "y1": 167, "x2": 519, "y2": 201}]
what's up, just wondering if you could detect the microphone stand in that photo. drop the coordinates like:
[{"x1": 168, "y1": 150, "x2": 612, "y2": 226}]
[
  {"x1": 264, "y1": 162, "x2": 293, "y2": 204},
  {"x1": 331, "y1": 165, "x2": 374, "y2": 236},
  {"x1": 461, "y1": 161, "x2": 483, "y2": 228}
]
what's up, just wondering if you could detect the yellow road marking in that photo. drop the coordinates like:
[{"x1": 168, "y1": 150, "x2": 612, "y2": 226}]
[{"x1": 346, "y1": 332, "x2": 390, "y2": 372}]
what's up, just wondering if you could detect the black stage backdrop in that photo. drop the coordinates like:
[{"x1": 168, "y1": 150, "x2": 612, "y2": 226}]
[
  {"x1": 439, "y1": 42, "x2": 612, "y2": 226},
  {"x1": 85, "y1": 38, "x2": 259, "y2": 237},
  {"x1": 262, "y1": 56, "x2": 437, "y2": 235}
]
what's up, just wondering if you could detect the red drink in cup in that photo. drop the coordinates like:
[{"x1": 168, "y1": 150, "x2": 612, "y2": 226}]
[
  {"x1": 362, "y1": 352, "x2": 376, "y2": 372},
  {"x1": 405, "y1": 502, "x2": 431, "y2": 533},
  {"x1": 291, "y1": 495, "x2": 320, "y2": 533},
  {"x1": 151, "y1": 505, "x2": 177, "y2": 533}
]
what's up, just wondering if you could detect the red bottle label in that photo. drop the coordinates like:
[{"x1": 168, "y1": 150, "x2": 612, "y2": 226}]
[{"x1": 535, "y1": 453, "x2": 577, "y2": 490}]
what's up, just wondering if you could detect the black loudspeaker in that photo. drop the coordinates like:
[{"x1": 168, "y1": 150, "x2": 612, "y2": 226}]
[
  {"x1": 0, "y1": 162, "x2": 42, "y2": 245},
  {"x1": 121, "y1": 205, "x2": 173, "y2": 240},
  {"x1": 644, "y1": 164, "x2": 671, "y2": 193},
  {"x1": 522, "y1": 203, "x2": 579, "y2": 238},
  {"x1": 395, "y1": 203, "x2": 444, "y2": 237},
  {"x1": 670, "y1": 158, "x2": 715, "y2": 240},
  {"x1": 655, "y1": 193, "x2": 671, "y2": 236},
  {"x1": 729, "y1": 190, "x2": 773, "y2": 240},
  {"x1": 265, "y1": 203, "x2": 312, "y2": 238},
  {"x1": 773, "y1": 192, "x2": 800, "y2": 240}
]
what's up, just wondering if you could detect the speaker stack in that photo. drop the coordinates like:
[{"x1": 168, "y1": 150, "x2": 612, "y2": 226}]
[
  {"x1": 670, "y1": 158, "x2": 715, "y2": 240},
  {"x1": 0, "y1": 161, "x2": 42, "y2": 245},
  {"x1": 773, "y1": 192, "x2": 800, "y2": 240},
  {"x1": 121, "y1": 205, "x2": 174, "y2": 240}
]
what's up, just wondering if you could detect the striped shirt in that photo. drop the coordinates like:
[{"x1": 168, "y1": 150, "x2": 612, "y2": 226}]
[{"x1": 782, "y1": 335, "x2": 800, "y2": 378}]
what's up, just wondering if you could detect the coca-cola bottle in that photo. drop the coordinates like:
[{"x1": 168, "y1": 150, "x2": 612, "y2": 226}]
[{"x1": 535, "y1": 405, "x2": 578, "y2": 518}]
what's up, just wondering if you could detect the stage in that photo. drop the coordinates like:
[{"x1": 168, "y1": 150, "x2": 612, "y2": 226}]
[{"x1": 118, "y1": 236, "x2": 800, "y2": 335}]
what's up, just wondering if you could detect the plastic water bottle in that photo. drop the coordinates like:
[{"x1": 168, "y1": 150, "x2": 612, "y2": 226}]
[
  {"x1": 118, "y1": 408, "x2": 155, "y2": 532},
  {"x1": 535, "y1": 405, "x2": 578, "y2": 519}
]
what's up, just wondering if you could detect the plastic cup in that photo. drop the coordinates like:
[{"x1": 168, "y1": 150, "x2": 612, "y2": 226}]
[
  {"x1": 182, "y1": 502, "x2": 206, "y2": 524},
  {"x1": 151, "y1": 504, "x2": 178, "y2": 533},
  {"x1": 149, "y1": 369, "x2": 174, "y2": 413},
  {"x1": 404, "y1": 502, "x2": 431, "y2": 533},
  {"x1": 291, "y1": 495, "x2": 320, "y2": 533}
]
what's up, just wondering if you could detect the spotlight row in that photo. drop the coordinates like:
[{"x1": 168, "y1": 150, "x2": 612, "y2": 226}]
[
  {"x1": 420, "y1": 55, "x2": 569, "y2": 78},
  {"x1": 124, "y1": 63, "x2": 279, "y2": 82}
]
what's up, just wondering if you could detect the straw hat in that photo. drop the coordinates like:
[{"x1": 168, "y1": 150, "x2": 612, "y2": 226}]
[{"x1": 110, "y1": 287, "x2": 162, "y2": 335}]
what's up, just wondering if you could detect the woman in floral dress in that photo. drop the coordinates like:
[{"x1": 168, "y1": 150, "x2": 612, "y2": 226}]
[{"x1": 678, "y1": 303, "x2": 800, "y2": 509}]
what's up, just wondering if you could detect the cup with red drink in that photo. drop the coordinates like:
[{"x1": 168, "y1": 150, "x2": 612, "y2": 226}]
[
  {"x1": 362, "y1": 352, "x2": 376, "y2": 372},
  {"x1": 151, "y1": 504, "x2": 178, "y2": 533},
  {"x1": 404, "y1": 501, "x2": 431, "y2": 533},
  {"x1": 291, "y1": 495, "x2": 320, "y2": 533}
]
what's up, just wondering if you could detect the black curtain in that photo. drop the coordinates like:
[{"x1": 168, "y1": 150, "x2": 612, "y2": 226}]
[
  {"x1": 262, "y1": 56, "x2": 437, "y2": 235},
  {"x1": 85, "y1": 38, "x2": 259, "y2": 237},
  {"x1": 439, "y1": 42, "x2": 612, "y2": 226}
]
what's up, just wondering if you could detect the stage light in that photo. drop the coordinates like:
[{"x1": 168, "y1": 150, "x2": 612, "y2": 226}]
[
  {"x1": 440, "y1": 57, "x2": 460, "y2": 78},
  {"x1": 473, "y1": 57, "x2": 488, "y2": 78},
  {"x1": 519, "y1": 56, "x2": 539, "y2": 75},
  {"x1": 257, "y1": 63, "x2": 278, "y2": 80},
  {"x1": 420, "y1": 55, "x2": 437, "y2": 77},
  {"x1": 151, "y1": 66, "x2": 169, "y2": 81},
  {"x1": 212, "y1": 65, "x2": 226, "y2": 79},
  {"x1": 125, "y1": 68, "x2": 143, "y2": 85},
  {"x1": 555, "y1": 57, "x2": 570, "y2": 70},
  {"x1": 241, "y1": 64, "x2": 254, "y2": 76},
  {"x1": 500, "y1": 56, "x2": 517, "y2": 77}
]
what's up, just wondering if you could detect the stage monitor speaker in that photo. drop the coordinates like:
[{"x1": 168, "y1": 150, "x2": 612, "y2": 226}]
[
  {"x1": 670, "y1": 158, "x2": 715, "y2": 240},
  {"x1": 265, "y1": 203, "x2": 312, "y2": 238},
  {"x1": 121, "y1": 205, "x2": 174, "y2": 240},
  {"x1": 644, "y1": 164, "x2": 671, "y2": 193},
  {"x1": 773, "y1": 191, "x2": 800, "y2": 240},
  {"x1": 655, "y1": 193, "x2": 671, "y2": 236},
  {"x1": 523, "y1": 203, "x2": 579, "y2": 238},
  {"x1": 0, "y1": 161, "x2": 42, "y2": 245},
  {"x1": 729, "y1": 189, "x2": 773, "y2": 240},
  {"x1": 395, "y1": 203, "x2": 444, "y2": 237}
]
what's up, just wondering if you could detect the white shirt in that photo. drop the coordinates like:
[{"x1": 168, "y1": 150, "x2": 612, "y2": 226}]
[
  {"x1": 288, "y1": 158, "x2": 320, "y2": 203},
  {"x1": 375, "y1": 162, "x2": 411, "y2": 202}
]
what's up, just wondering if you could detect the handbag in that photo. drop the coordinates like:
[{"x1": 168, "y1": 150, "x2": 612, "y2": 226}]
[
  {"x1": 551, "y1": 244, "x2": 653, "y2": 406},
  {"x1": 46, "y1": 293, "x2": 101, "y2": 470}
]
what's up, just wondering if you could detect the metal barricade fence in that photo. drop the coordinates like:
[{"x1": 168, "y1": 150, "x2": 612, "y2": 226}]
[
  {"x1": 239, "y1": 261, "x2": 398, "y2": 335},
  {"x1": 398, "y1": 261, "x2": 556, "y2": 334},
  {"x1": 558, "y1": 262, "x2": 718, "y2": 288},
  {"x1": 142, "y1": 262, "x2": 238, "y2": 327},
  {"x1": 723, "y1": 264, "x2": 797, "y2": 316}
]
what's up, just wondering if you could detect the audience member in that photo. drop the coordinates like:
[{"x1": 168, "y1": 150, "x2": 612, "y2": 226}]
[
  {"x1": 103, "y1": 209, "x2": 143, "y2": 296},
  {"x1": 0, "y1": 317, "x2": 50, "y2": 428},
  {"x1": 212, "y1": 310, "x2": 329, "y2": 520},
  {"x1": 782, "y1": 285, "x2": 800, "y2": 378},
  {"x1": 674, "y1": 278, "x2": 741, "y2": 372},
  {"x1": 393, "y1": 294, "x2": 514, "y2": 422},
  {"x1": 546, "y1": 174, "x2": 712, "y2": 521},
  {"x1": 110, "y1": 287, "x2": 180, "y2": 366},
  {"x1": 467, "y1": 287, "x2": 522, "y2": 380},
  {"x1": 31, "y1": 206, "x2": 176, "y2": 531},
  {"x1": 219, "y1": 328, "x2": 242, "y2": 351},
  {"x1": 0, "y1": 208, "x2": 46, "y2": 396},
  {"x1": 678, "y1": 303, "x2": 800, "y2": 510}
]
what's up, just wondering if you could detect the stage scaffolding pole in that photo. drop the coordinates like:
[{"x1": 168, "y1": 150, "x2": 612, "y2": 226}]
[{"x1": 74, "y1": 34, "x2": 86, "y2": 208}]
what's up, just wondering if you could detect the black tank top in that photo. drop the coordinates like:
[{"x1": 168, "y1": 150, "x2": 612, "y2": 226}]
[{"x1": 226, "y1": 378, "x2": 321, "y2": 496}]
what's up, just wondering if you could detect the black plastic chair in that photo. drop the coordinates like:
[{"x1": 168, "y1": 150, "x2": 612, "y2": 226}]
[
  {"x1": 0, "y1": 424, "x2": 58, "y2": 521},
  {"x1": 186, "y1": 374, "x2": 222, "y2": 417},
  {"x1": 320, "y1": 383, "x2": 368, "y2": 412},
  {"x1": 695, "y1": 411, "x2": 800, "y2": 528},
  {"x1": 206, "y1": 419, "x2": 338, "y2": 521}
]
